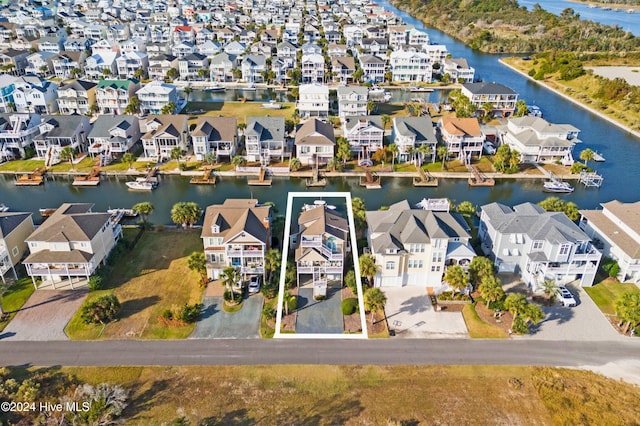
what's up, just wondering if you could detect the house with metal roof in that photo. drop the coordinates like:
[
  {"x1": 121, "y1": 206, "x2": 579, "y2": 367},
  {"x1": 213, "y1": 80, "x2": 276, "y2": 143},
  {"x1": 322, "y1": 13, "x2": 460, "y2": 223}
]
[
  {"x1": 479, "y1": 202, "x2": 601, "y2": 290},
  {"x1": 23, "y1": 203, "x2": 122, "y2": 289}
]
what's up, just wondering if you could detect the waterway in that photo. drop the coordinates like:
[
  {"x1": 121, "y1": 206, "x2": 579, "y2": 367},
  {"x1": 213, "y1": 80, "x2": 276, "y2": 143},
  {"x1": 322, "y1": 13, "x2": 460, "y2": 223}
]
[{"x1": 2, "y1": 0, "x2": 640, "y2": 225}]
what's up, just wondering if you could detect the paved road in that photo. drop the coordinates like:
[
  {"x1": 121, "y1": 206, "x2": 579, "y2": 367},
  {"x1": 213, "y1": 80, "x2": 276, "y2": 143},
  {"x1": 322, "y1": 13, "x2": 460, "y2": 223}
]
[{"x1": 0, "y1": 339, "x2": 638, "y2": 367}]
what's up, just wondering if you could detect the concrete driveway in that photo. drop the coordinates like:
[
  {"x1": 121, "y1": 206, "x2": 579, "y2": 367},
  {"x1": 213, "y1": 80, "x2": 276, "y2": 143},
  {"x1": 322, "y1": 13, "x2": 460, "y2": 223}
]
[
  {"x1": 382, "y1": 287, "x2": 468, "y2": 339},
  {"x1": 296, "y1": 287, "x2": 343, "y2": 334},
  {"x1": 523, "y1": 284, "x2": 624, "y2": 341},
  {"x1": 190, "y1": 295, "x2": 263, "y2": 339},
  {"x1": 1, "y1": 290, "x2": 87, "y2": 341}
]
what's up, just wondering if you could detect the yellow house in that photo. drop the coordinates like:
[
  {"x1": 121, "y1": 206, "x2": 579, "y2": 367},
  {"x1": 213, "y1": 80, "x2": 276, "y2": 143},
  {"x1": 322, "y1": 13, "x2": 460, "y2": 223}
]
[{"x1": 0, "y1": 212, "x2": 35, "y2": 283}]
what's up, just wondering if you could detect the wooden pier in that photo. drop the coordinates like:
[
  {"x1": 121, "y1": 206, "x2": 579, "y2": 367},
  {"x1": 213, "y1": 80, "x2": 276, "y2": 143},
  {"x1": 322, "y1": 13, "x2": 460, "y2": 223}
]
[
  {"x1": 15, "y1": 168, "x2": 45, "y2": 186},
  {"x1": 360, "y1": 169, "x2": 382, "y2": 189},
  {"x1": 306, "y1": 167, "x2": 326, "y2": 187},
  {"x1": 248, "y1": 167, "x2": 272, "y2": 186},
  {"x1": 467, "y1": 166, "x2": 495, "y2": 187},
  {"x1": 190, "y1": 167, "x2": 217, "y2": 185},
  {"x1": 72, "y1": 168, "x2": 101, "y2": 186},
  {"x1": 413, "y1": 167, "x2": 438, "y2": 187}
]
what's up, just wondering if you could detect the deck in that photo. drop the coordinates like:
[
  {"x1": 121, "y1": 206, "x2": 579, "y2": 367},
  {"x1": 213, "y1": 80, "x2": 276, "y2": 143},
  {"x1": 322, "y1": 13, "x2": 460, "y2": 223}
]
[
  {"x1": 15, "y1": 168, "x2": 45, "y2": 186},
  {"x1": 413, "y1": 167, "x2": 438, "y2": 187},
  {"x1": 190, "y1": 167, "x2": 217, "y2": 185},
  {"x1": 248, "y1": 167, "x2": 272, "y2": 186},
  {"x1": 467, "y1": 166, "x2": 495, "y2": 187}
]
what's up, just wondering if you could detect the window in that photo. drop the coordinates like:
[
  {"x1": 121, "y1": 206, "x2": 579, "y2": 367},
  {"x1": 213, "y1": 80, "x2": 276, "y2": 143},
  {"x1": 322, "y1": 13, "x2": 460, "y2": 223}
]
[
  {"x1": 533, "y1": 240, "x2": 544, "y2": 250},
  {"x1": 385, "y1": 261, "x2": 395, "y2": 270},
  {"x1": 559, "y1": 244, "x2": 571, "y2": 256},
  {"x1": 433, "y1": 239, "x2": 443, "y2": 249},
  {"x1": 408, "y1": 244, "x2": 424, "y2": 253},
  {"x1": 211, "y1": 225, "x2": 219, "y2": 233},
  {"x1": 432, "y1": 252, "x2": 443, "y2": 263},
  {"x1": 12, "y1": 246, "x2": 19, "y2": 256},
  {"x1": 408, "y1": 259, "x2": 423, "y2": 269}
]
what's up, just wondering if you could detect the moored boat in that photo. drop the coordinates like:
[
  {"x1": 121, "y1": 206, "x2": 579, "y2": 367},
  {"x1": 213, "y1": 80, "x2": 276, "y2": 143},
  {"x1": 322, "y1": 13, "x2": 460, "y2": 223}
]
[
  {"x1": 126, "y1": 178, "x2": 157, "y2": 191},
  {"x1": 543, "y1": 180, "x2": 574, "y2": 193},
  {"x1": 0, "y1": 203, "x2": 8, "y2": 212},
  {"x1": 204, "y1": 84, "x2": 225, "y2": 92}
]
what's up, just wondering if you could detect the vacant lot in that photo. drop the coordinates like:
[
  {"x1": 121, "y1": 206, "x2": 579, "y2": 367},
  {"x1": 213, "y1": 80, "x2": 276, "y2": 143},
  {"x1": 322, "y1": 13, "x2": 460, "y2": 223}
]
[
  {"x1": 585, "y1": 278, "x2": 640, "y2": 315},
  {"x1": 5, "y1": 364, "x2": 637, "y2": 425},
  {"x1": 65, "y1": 230, "x2": 203, "y2": 340},
  {"x1": 183, "y1": 101, "x2": 295, "y2": 124}
]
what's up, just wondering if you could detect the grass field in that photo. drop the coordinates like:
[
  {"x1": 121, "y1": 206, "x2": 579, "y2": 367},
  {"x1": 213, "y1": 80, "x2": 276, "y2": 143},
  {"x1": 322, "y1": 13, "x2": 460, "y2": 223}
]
[
  {"x1": 585, "y1": 278, "x2": 640, "y2": 315},
  {"x1": 183, "y1": 101, "x2": 296, "y2": 124},
  {"x1": 0, "y1": 277, "x2": 35, "y2": 332},
  {"x1": 65, "y1": 230, "x2": 204, "y2": 340},
  {"x1": 6, "y1": 364, "x2": 637, "y2": 425},
  {"x1": 462, "y1": 303, "x2": 507, "y2": 339}
]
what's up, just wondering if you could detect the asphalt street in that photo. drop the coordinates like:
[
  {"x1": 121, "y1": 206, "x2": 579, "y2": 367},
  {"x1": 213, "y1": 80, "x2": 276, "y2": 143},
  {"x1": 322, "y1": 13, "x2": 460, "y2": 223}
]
[{"x1": 0, "y1": 339, "x2": 638, "y2": 367}]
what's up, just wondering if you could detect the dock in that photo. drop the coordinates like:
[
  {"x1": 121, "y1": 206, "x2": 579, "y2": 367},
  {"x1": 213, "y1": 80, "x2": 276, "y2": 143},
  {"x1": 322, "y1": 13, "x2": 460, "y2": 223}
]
[
  {"x1": 72, "y1": 168, "x2": 101, "y2": 186},
  {"x1": 15, "y1": 168, "x2": 45, "y2": 186},
  {"x1": 248, "y1": 167, "x2": 272, "y2": 186},
  {"x1": 467, "y1": 166, "x2": 495, "y2": 187},
  {"x1": 190, "y1": 167, "x2": 217, "y2": 185},
  {"x1": 413, "y1": 167, "x2": 438, "y2": 187},
  {"x1": 306, "y1": 167, "x2": 326, "y2": 187},
  {"x1": 360, "y1": 170, "x2": 382, "y2": 189},
  {"x1": 579, "y1": 171, "x2": 604, "y2": 188},
  {"x1": 39, "y1": 208, "x2": 56, "y2": 217}
]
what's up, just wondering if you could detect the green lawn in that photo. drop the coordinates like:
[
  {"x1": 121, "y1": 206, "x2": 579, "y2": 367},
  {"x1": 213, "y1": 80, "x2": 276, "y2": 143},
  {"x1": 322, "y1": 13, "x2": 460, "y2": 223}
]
[
  {"x1": 462, "y1": 303, "x2": 507, "y2": 338},
  {"x1": 0, "y1": 159, "x2": 45, "y2": 172},
  {"x1": 585, "y1": 279, "x2": 640, "y2": 315},
  {"x1": 65, "y1": 230, "x2": 204, "y2": 340},
  {"x1": 0, "y1": 277, "x2": 36, "y2": 332}
]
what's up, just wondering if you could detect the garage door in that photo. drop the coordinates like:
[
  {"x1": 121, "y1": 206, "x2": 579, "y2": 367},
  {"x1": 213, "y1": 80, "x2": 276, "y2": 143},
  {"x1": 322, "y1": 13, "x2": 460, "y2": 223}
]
[{"x1": 377, "y1": 275, "x2": 402, "y2": 287}]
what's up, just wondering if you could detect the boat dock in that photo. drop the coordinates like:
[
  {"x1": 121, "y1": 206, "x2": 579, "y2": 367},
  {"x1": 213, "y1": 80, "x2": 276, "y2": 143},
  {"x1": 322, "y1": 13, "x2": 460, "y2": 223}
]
[
  {"x1": 190, "y1": 167, "x2": 217, "y2": 185},
  {"x1": 579, "y1": 171, "x2": 604, "y2": 188},
  {"x1": 413, "y1": 167, "x2": 438, "y2": 187},
  {"x1": 39, "y1": 208, "x2": 56, "y2": 217},
  {"x1": 360, "y1": 170, "x2": 382, "y2": 189},
  {"x1": 248, "y1": 167, "x2": 272, "y2": 186},
  {"x1": 15, "y1": 168, "x2": 45, "y2": 186},
  {"x1": 467, "y1": 166, "x2": 495, "y2": 187},
  {"x1": 72, "y1": 168, "x2": 101, "y2": 186},
  {"x1": 306, "y1": 167, "x2": 326, "y2": 187}
]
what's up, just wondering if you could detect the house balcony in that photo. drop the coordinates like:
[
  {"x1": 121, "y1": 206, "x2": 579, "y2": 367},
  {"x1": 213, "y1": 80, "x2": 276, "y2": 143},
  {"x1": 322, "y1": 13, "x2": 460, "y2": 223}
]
[
  {"x1": 241, "y1": 266, "x2": 264, "y2": 274},
  {"x1": 26, "y1": 263, "x2": 93, "y2": 276},
  {"x1": 226, "y1": 248, "x2": 264, "y2": 257}
]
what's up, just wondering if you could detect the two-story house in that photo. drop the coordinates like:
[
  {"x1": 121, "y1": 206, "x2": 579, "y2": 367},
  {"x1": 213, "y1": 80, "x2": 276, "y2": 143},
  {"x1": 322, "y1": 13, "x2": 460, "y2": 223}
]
[
  {"x1": 389, "y1": 50, "x2": 432, "y2": 83},
  {"x1": 292, "y1": 203, "x2": 349, "y2": 297},
  {"x1": 479, "y1": 202, "x2": 602, "y2": 290},
  {"x1": 366, "y1": 199, "x2": 475, "y2": 288},
  {"x1": 148, "y1": 54, "x2": 178, "y2": 81},
  {"x1": 579, "y1": 200, "x2": 640, "y2": 284},
  {"x1": 295, "y1": 118, "x2": 335, "y2": 166},
  {"x1": 343, "y1": 115, "x2": 384, "y2": 160},
  {"x1": 87, "y1": 115, "x2": 140, "y2": 165},
  {"x1": 331, "y1": 57, "x2": 356, "y2": 84},
  {"x1": 23, "y1": 203, "x2": 122, "y2": 289},
  {"x1": 201, "y1": 199, "x2": 271, "y2": 281},
  {"x1": 296, "y1": 83, "x2": 329, "y2": 118},
  {"x1": 84, "y1": 52, "x2": 118, "y2": 80},
  {"x1": 0, "y1": 212, "x2": 35, "y2": 283},
  {"x1": 244, "y1": 116, "x2": 286, "y2": 164},
  {"x1": 443, "y1": 58, "x2": 475, "y2": 83},
  {"x1": 136, "y1": 81, "x2": 179, "y2": 115},
  {"x1": 34, "y1": 115, "x2": 91, "y2": 163},
  {"x1": 359, "y1": 55, "x2": 386, "y2": 84},
  {"x1": 140, "y1": 114, "x2": 189, "y2": 160},
  {"x1": 391, "y1": 116, "x2": 437, "y2": 164},
  {"x1": 241, "y1": 54, "x2": 267, "y2": 83},
  {"x1": 95, "y1": 79, "x2": 140, "y2": 115},
  {"x1": 56, "y1": 80, "x2": 96, "y2": 115},
  {"x1": 191, "y1": 116, "x2": 237, "y2": 161},
  {"x1": 461, "y1": 82, "x2": 519, "y2": 118},
  {"x1": 51, "y1": 52, "x2": 86, "y2": 79},
  {"x1": 439, "y1": 117, "x2": 484, "y2": 163},
  {"x1": 0, "y1": 113, "x2": 43, "y2": 160},
  {"x1": 115, "y1": 51, "x2": 149, "y2": 79},
  {"x1": 12, "y1": 76, "x2": 58, "y2": 114},
  {"x1": 336, "y1": 85, "x2": 368, "y2": 119}
]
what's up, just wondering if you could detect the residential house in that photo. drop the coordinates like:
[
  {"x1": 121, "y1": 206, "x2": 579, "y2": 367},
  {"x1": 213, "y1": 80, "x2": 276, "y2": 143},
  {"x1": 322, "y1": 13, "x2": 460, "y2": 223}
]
[
  {"x1": 0, "y1": 49, "x2": 30, "y2": 75},
  {"x1": 331, "y1": 56, "x2": 356, "y2": 83},
  {"x1": 408, "y1": 28, "x2": 429, "y2": 46},
  {"x1": 172, "y1": 41, "x2": 196, "y2": 57},
  {"x1": 37, "y1": 35, "x2": 66, "y2": 53},
  {"x1": 0, "y1": 75, "x2": 16, "y2": 113},
  {"x1": 295, "y1": 118, "x2": 335, "y2": 166},
  {"x1": 33, "y1": 115, "x2": 91, "y2": 162},
  {"x1": 443, "y1": 58, "x2": 475, "y2": 83},
  {"x1": 292, "y1": 203, "x2": 348, "y2": 297},
  {"x1": 116, "y1": 51, "x2": 149, "y2": 79},
  {"x1": 51, "y1": 52, "x2": 85, "y2": 79},
  {"x1": 136, "y1": 81, "x2": 179, "y2": 115},
  {"x1": 343, "y1": 25, "x2": 363, "y2": 47},
  {"x1": 12, "y1": 76, "x2": 58, "y2": 114},
  {"x1": 359, "y1": 55, "x2": 385, "y2": 83},
  {"x1": 90, "y1": 39, "x2": 120, "y2": 55},
  {"x1": 0, "y1": 113, "x2": 43, "y2": 160},
  {"x1": 56, "y1": 80, "x2": 96, "y2": 115},
  {"x1": 121, "y1": 38, "x2": 147, "y2": 54},
  {"x1": 23, "y1": 203, "x2": 122, "y2": 289},
  {"x1": 360, "y1": 38, "x2": 388, "y2": 56},
  {"x1": 241, "y1": 54, "x2": 266, "y2": 83},
  {"x1": 197, "y1": 40, "x2": 222, "y2": 57},
  {"x1": 500, "y1": 116, "x2": 580, "y2": 164},
  {"x1": 87, "y1": 115, "x2": 140, "y2": 164},
  {"x1": 148, "y1": 54, "x2": 178, "y2": 81},
  {"x1": 461, "y1": 82, "x2": 519, "y2": 117},
  {"x1": 389, "y1": 50, "x2": 431, "y2": 82},
  {"x1": 343, "y1": 115, "x2": 384, "y2": 160},
  {"x1": 84, "y1": 52, "x2": 118, "y2": 80},
  {"x1": 140, "y1": 114, "x2": 189, "y2": 160},
  {"x1": 178, "y1": 53, "x2": 209, "y2": 80},
  {"x1": 244, "y1": 116, "x2": 286, "y2": 164},
  {"x1": 579, "y1": 201, "x2": 640, "y2": 284},
  {"x1": 0, "y1": 212, "x2": 35, "y2": 283},
  {"x1": 387, "y1": 25, "x2": 411, "y2": 48},
  {"x1": 191, "y1": 116, "x2": 237, "y2": 161},
  {"x1": 391, "y1": 116, "x2": 437, "y2": 163},
  {"x1": 479, "y1": 202, "x2": 602, "y2": 289},
  {"x1": 209, "y1": 53, "x2": 235, "y2": 82},
  {"x1": 224, "y1": 41, "x2": 246, "y2": 57},
  {"x1": 327, "y1": 43, "x2": 348, "y2": 58},
  {"x1": 63, "y1": 37, "x2": 93, "y2": 52},
  {"x1": 25, "y1": 52, "x2": 57, "y2": 77},
  {"x1": 439, "y1": 117, "x2": 484, "y2": 162},
  {"x1": 336, "y1": 85, "x2": 368, "y2": 119},
  {"x1": 95, "y1": 79, "x2": 140, "y2": 115},
  {"x1": 296, "y1": 83, "x2": 329, "y2": 118},
  {"x1": 422, "y1": 44, "x2": 448, "y2": 70},
  {"x1": 200, "y1": 199, "x2": 271, "y2": 281},
  {"x1": 366, "y1": 199, "x2": 475, "y2": 288},
  {"x1": 173, "y1": 25, "x2": 196, "y2": 44},
  {"x1": 301, "y1": 43, "x2": 322, "y2": 56},
  {"x1": 301, "y1": 53, "x2": 324, "y2": 83}
]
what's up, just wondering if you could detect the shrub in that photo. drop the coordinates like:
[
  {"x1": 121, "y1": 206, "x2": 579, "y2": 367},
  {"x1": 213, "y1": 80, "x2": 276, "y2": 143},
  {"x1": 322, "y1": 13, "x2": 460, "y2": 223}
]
[
  {"x1": 344, "y1": 270, "x2": 357, "y2": 294},
  {"x1": 161, "y1": 309, "x2": 172, "y2": 320},
  {"x1": 341, "y1": 298, "x2": 358, "y2": 315},
  {"x1": 178, "y1": 163, "x2": 188, "y2": 171},
  {"x1": 511, "y1": 316, "x2": 529, "y2": 335},
  {"x1": 314, "y1": 295, "x2": 326, "y2": 301},
  {"x1": 287, "y1": 295, "x2": 298, "y2": 311},
  {"x1": 178, "y1": 303, "x2": 202, "y2": 323},
  {"x1": 263, "y1": 304, "x2": 276, "y2": 319},
  {"x1": 80, "y1": 294, "x2": 120, "y2": 324},
  {"x1": 223, "y1": 290, "x2": 235, "y2": 302},
  {"x1": 87, "y1": 276, "x2": 103, "y2": 291},
  {"x1": 489, "y1": 300, "x2": 505, "y2": 311}
]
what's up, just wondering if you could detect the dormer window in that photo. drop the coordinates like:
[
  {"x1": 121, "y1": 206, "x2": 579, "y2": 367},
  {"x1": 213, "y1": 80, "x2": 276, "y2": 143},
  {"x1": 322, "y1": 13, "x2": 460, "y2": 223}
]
[{"x1": 211, "y1": 224, "x2": 219, "y2": 233}]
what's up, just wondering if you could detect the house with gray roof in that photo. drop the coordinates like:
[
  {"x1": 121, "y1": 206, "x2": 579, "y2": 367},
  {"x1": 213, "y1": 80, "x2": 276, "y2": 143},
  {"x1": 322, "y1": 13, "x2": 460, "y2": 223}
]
[
  {"x1": 479, "y1": 202, "x2": 601, "y2": 290},
  {"x1": 343, "y1": 115, "x2": 384, "y2": 160},
  {"x1": 191, "y1": 116, "x2": 237, "y2": 161},
  {"x1": 23, "y1": 203, "x2": 122, "y2": 289},
  {"x1": 0, "y1": 212, "x2": 35, "y2": 283},
  {"x1": 200, "y1": 199, "x2": 271, "y2": 281},
  {"x1": 366, "y1": 200, "x2": 475, "y2": 288},
  {"x1": 88, "y1": 115, "x2": 140, "y2": 165},
  {"x1": 34, "y1": 115, "x2": 91, "y2": 164},
  {"x1": 140, "y1": 114, "x2": 189, "y2": 160},
  {"x1": 241, "y1": 54, "x2": 267, "y2": 83},
  {"x1": 461, "y1": 82, "x2": 519, "y2": 117},
  {"x1": 294, "y1": 118, "x2": 335, "y2": 166},
  {"x1": 292, "y1": 203, "x2": 349, "y2": 297},
  {"x1": 337, "y1": 85, "x2": 368, "y2": 118},
  {"x1": 244, "y1": 116, "x2": 286, "y2": 164},
  {"x1": 391, "y1": 116, "x2": 437, "y2": 164}
]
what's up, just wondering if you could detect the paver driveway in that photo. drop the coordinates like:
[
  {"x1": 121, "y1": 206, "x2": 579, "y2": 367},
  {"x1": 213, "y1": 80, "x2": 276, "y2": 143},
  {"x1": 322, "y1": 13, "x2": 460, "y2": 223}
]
[
  {"x1": 190, "y1": 295, "x2": 263, "y2": 339},
  {"x1": 383, "y1": 287, "x2": 468, "y2": 339},
  {"x1": 1, "y1": 290, "x2": 87, "y2": 341}
]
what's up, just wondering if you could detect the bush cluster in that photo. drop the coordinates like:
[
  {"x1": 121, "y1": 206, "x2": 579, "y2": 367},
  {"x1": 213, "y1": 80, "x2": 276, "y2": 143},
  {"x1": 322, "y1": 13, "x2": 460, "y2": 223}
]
[
  {"x1": 341, "y1": 298, "x2": 359, "y2": 315},
  {"x1": 160, "y1": 303, "x2": 202, "y2": 324}
]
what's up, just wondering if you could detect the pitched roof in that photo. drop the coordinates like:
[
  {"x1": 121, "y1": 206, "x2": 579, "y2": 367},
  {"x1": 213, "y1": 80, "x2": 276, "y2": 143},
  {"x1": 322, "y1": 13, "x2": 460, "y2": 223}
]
[
  {"x1": 394, "y1": 116, "x2": 436, "y2": 143},
  {"x1": 295, "y1": 119, "x2": 335, "y2": 146},
  {"x1": 192, "y1": 116, "x2": 237, "y2": 140},
  {"x1": 96, "y1": 79, "x2": 138, "y2": 90},
  {"x1": 440, "y1": 117, "x2": 482, "y2": 137},
  {"x1": 26, "y1": 203, "x2": 110, "y2": 243},
  {"x1": 0, "y1": 212, "x2": 32, "y2": 238},
  {"x1": 580, "y1": 201, "x2": 640, "y2": 258},
  {"x1": 201, "y1": 199, "x2": 270, "y2": 244},
  {"x1": 463, "y1": 82, "x2": 517, "y2": 95},
  {"x1": 245, "y1": 116, "x2": 285, "y2": 142}
]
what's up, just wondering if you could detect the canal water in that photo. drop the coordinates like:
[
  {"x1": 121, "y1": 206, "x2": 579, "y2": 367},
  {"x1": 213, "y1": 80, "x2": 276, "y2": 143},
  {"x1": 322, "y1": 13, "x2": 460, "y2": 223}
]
[{"x1": 2, "y1": 0, "x2": 639, "y2": 224}]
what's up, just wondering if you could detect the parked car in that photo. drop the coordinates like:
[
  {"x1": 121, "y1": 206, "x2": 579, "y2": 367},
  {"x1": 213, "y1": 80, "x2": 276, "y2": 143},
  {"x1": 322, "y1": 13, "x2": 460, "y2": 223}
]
[
  {"x1": 483, "y1": 141, "x2": 496, "y2": 155},
  {"x1": 556, "y1": 286, "x2": 577, "y2": 307},
  {"x1": 248, "y1": 275, "x2": 262, "y2": 293}
]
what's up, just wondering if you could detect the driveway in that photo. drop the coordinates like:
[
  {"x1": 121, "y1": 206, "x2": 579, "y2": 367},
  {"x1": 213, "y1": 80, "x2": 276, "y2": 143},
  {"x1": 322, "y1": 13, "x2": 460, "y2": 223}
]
[
  {"x1": 522, "y1": 284, "x2": 624, "y2": 341},
  {"x1": 190, "y1": 295, "x2": 263, "y2": 339},
  {"x1": 383, "y1": 287, "x2": 468, "y2": 338},
  {"x1": 296, "y1": 287, "x2": 343, "y2": 334},
  {"x1": 1, "y1": 290, "x2": 87, "y2": 341}
]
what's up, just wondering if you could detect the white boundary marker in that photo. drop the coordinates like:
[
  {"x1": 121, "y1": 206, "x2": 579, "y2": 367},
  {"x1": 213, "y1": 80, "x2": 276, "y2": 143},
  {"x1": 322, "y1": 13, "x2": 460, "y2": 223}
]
[{"x1": 274, "y1": 192, "x2": 368, "y2": 339}]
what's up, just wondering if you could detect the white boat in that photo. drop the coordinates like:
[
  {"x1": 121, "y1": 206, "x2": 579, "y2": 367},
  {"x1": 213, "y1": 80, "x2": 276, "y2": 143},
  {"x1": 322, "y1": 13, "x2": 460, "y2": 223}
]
[
  {"x1": 588, "y1": 4, "x2": 597, "y2": 8},
  {"x1": 528, "y1": 105, "x2": 543, "y2": 118},
  {"x1": 383, "y1": 91, "x2": 392, "y2": 102},
  {"x1": 126, "y1": 178, "x2": 157, "y2": 191},
  {"x1": 593, "y1": 151, "x2": 606, "y2": 162},
  {"x1": 204, "y1": 84, "x2": 225, "y2": 92},
  {"x1": 543, "y1": 180, "x2": 574, "y2": 193},
  {"x1": 261, "y1": 100, "x2": 282, "y2": 109},
  {"x1": 368, "y1": 85, "x2": 385, "y2": 95},
  {"x1": 243, "y1": 83, "x2": 257, "y2": 91},
  {"x1": 627, "y1": 9, "x2": 634, "y2": 14},
  {"x1": 302, "y1": 200, "x2": 336, "y2": 211},
  {"x1": 0, "y1": 203, "x2": 8, "y2": 212},
  {"x1": 107, "y1": 208, "x2": 139, "y2": 217},
  {"x1": 409, "y1": 85, "x2": 434, "y2": 92}
]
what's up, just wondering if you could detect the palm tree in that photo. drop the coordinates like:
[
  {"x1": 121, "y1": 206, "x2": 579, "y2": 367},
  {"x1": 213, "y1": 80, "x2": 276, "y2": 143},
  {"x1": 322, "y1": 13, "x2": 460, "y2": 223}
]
[
  {"x1": 580, "y1": 148, "x2": 595, "y2": 167},
  {"x1": 124, "y1": 96, "x2": 140, "y2": 115},
  {"x1": 132, "y1": 201, "x2": 154, "y2": 221},
  {"x1": 161, "y1": 101, "x2": 177, "y2": 115},
  {"x1": 366, "y1": 100, "x2": 376, "y2": 115},
  {"x1": 134, "y1": 68, "x2": 146, "y2": 80},
  {"x1": 264, "y1": 248, "x2": 282, "y2": 284},
  {"x1": 615, "y1": 292, "x2": 640, "y2": 334},
  {"x1": 170, "y1": 146, "x2": 183, "y2": 167},
  {"x1": 468, "y1": 256, "x2": 495, "y2": 288},
  {"x1": 184, "y1": 86, "x2": 193, "y2": 102},
  {"x1": 220, "y1": 266, "x2": 242, "y2": 303},
  {"x1": 232, "y1": 155, "x2": 246, "y2": 170},
  {"x1": 187, "y1": 251, "x2": 207, "y2": 285},
  {"x1": 478, "y1": 275, "x2": 505, "y2": 308},
  {"x1": 170, "y1": 201, "x2": 202, "y2": 229},
  {"x1": 443, "y1": 265, "x2": 469, "y2": 294},
  {"x1": 437, "y1": 146, "x2": 449, "y2": 169},
  {"x1": 122, "y1": 152, "x2": 135, "y2": 169},
  {"x1": 381, "y1": 114, "x2": 391, "y2": 133},
  {"x1": 359, "y1": 254, "x2": 379, "y2": 287},
  {"x1": 417, "y1": 144, "x2": 432, "y2": 166},
  {"x1": 541, "y1": 279, "x2": 558, "y2": 299},
  {"x1": 59, "y1": 146, "x2": 76, "y2": 169},
  {"x1": 289, "y1": 157, "x2": 301, "y2": 171},
  {"x1": 364, "y1": 287, "x2": 387, "y2": 324},
  {"x1": 504, "y1": 293, "x2": 528, "y2": 330},
  {"x1": 326, "y1": 157, "x2": 339, "y2": 172},
  {"x1": 388, "y1": 143, "x2": 398, "y2": 169}
]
